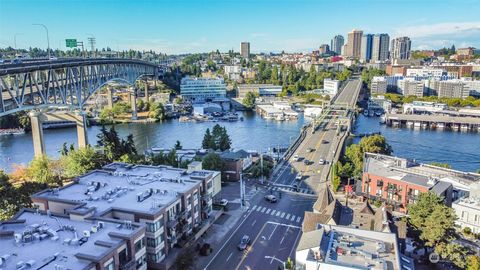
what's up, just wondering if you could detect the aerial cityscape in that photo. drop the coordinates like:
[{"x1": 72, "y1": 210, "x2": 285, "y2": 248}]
[{"x1": 1, "y1": 0, "x2": 480, "y2": 270}]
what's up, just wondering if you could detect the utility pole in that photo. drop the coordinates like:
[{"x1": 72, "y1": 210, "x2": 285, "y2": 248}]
[
  {"x1": 240, "y1": 173, "x2": 245, "y2": 210},
  {"x1": 260, "y1": 154, "x2": 264, "y2": 184},
  {"x1": 87, "y1": 34, "x2": 96, "y2": 57},
  {"x1": 14, "y1": 33, "x2": 23, "y2": 57},
  {"x1": 32, "y1": 24, "x2": 50, "y2": 59}
]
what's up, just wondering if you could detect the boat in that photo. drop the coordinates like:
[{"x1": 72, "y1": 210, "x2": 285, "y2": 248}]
[
  {"x1": 375, "y1": 111, "x2": 382, "y2": 117},
  {"x1": 437, "y1": 123, "x2": 445, "y2": 129},
  {"x1": 368, "y1": 110, "x2": 375, "y2": 117},
  {"x1": 363, "y1": 109, "x2": 369, "y2": 116},
  {"x1": 0, "y1": 128, "x2": 25, "y2": 136},
  {"x1": 406, "y1": 121, "x2": 414, "y2": 128},
  {"x1": 421, "y1": 123, "x2": 428, "y2": 129},
  {"x1": 414, "y1": 122, "x2": 421, "y2": 128},
  {"x1": 275, "y1": 114, "x2": 285, "y2": 121},
  {"x1": 379, "y1": 116, "x2": 386, "y2": 124}
]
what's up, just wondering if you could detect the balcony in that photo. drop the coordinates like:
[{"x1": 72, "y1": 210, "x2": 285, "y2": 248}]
[{"x1": 120, "y1": 260, "x2": 136, "y2": 270}]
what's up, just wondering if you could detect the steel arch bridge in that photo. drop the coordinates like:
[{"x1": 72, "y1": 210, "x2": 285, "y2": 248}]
[{"x1": 0, "y1": 58, "x2": 158, "y2": 117}]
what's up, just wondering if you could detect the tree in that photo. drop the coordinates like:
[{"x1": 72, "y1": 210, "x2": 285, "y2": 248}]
[
  {"x1": 174, "y1": 140, "x2": 182, "y2": 150},
  {"x1": 467, "y1": 255, "x2": 480, "y2": 270},
  {"x1": 331, "y1": 162, "x2": 341, "y2": 192},
  {"x1": 242, "y1": 91, "x2": 257, "y2": 110},
  {"x1": 26, "y1": 156, "x2": 60, "y2": 185},
  {"x1": 408, "y1": 192, "x2": 456, "y2": 254},
  {"x1": 174, "y1": 250, "x2": 195, "y2": 270},
  {"x1": 202, "y1": 128, "x2": 215, "y2": 149},
  {"x1": 435, "y1": 242, "x2": 468, "y2": 269},
  {"x1": 202, "y1": 125, "x2": 231, "y2": 151},
  {"x1": 359, "y1": 135, "x2": 392, "y2": 155},
  {"x1": 202, "y1": 153, "x2": 224, "y2": 171},
  {"x1": 149, "y1": 102, "x2": 165, "y2": 121},
  {"x1": 97, "y1": 126, "x2": 138, "y2": 162},
  {"x1": 218, "y1": 126, "x2": 232, "y2": 151},
  {"x1": 62, "y1": 147, "x2": 105, "y2": 178}
]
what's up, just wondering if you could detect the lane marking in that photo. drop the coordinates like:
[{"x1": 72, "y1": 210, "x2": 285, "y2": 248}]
[
  {"x1": 226, "y1": 252, "x2": 233, "y2": 262},
  {"x1": 271, "y1": 210, "x2": 276, "y2": 215},
  {"x1": 286, "y1": 214, "x2": 291, "y2": 220},
  {"x1": 266, "y1": 209, "x2": 271, "y2": 214},
  {"x1": 296, "y1": 216, "x2": 301, "y2": 223},
  {"x1": 276, "y1": 211, "x2": 281, "y2": 217},
  {"x1": 252, "y1": 220, "x2": 256, "y2": 226},
  {"x1": 268, "y1": 224, "x2": 278, "y2": 240},
  {"x1": 281, "y1": 212, "x2": 285, "y2": 218},
  {"x1": 291, "y1": 215, "x2": 296, "y2": 221},
  {"x1": 235, "y1": 222, "x2": 271, "y2": 270},
  {"x1": 261, "y1": 207, "x2": 266, "y2": 213},
  {"x1": 251, "y1": 205, "x2": 257, "y2": 211}
]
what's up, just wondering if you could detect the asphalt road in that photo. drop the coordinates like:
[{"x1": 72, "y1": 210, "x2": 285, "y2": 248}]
[{"x1": 204, "y1": 191, "x2": 314, "y2": 270}]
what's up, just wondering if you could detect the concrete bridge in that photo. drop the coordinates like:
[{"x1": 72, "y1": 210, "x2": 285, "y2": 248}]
[{"x1": 0, "y1": 58, "x2": 159, "y2": 157}]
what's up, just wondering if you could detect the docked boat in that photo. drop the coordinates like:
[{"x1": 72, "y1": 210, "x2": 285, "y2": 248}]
[
  {"x1": 375, "y1": 111, "x2": 382, "y2": 117},
  {"x1": 406, "y1": 121, "x2": 414, "y2": 128},
  {"x1": 0, "y1": 128, "x2": 25, "y2": 136},
  {"x1": 363, "y1": 110, "x2": 369, "y2": 116},
  {"x1": 421, "y1": 123, "x2": 428, "y2": 129},
  {"x1": 368, "y1": 110, "x2": 374, "y2": 117},
  {"x1": 414, "y1": 122, "x2": 421, "y2": 128},
  {"x1": 437, "y1": 123, "x2": 445, "y2": 129},
  {"x1": 379, "y1": 116, "x2": 386, "y2": 124}
]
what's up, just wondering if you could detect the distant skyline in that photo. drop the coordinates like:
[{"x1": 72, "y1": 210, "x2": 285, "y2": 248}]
[{"x1": 1, "y1": 0, "x2": 479, "y2": 54}]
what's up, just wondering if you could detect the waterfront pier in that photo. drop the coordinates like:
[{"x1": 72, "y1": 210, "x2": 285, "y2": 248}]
[{"x1": 385, "y1": 113, "x2": 480, "y2": 132}]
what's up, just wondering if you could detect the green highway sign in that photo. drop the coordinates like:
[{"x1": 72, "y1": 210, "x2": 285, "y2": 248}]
[{"x1": 65, "y1": 39, "x2": 77, "y2": 48}]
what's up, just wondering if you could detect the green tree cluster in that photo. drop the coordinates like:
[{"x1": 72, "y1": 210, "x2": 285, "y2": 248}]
[
  {"x1": 429, "y1": 162, "x2": 451, "y2": 169},
  {"x1": 201, "y1": 153, "x2": 224, "y2": 171},
  {"x1": 97, "y1": 126, "x2": 138, "y2": 162},
  {"x1": 201, "y1": 124, "x2": 231, "y2": 151},
  {"x1": 331, "y1": 162, "x2": 341, "y2": 192},
  {"x1": 242, "y1": 91, "x2": 258, "y2": 110},
  {"x1": 361, "y1": 68, "x2": 385, "y2": 89},
  {"x1": 340, "y1": 135, "x2": 392, "y2": 178},
  {"x1": 247, "y1": 156, "x2": 273, "y2": 178},
  {"x1": 61, "y1": 147, "x2": 106, "y2": 178}
]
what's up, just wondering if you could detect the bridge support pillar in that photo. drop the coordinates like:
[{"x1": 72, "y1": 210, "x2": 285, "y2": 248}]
[
  {"x1": 107, "y1": 86, "x2": 114, "y2": 109},
  {"x1": 131, "y1": 90, "x2": 138, "y2": 120},
  {"x1": 29, "y1": 111, "x2": 46, "y2": 157},
  {"x1": 144, "y1": 81, "x2": 149, "y2": 102},
  {"x1": 75, "y1": 112, "x2": 88, "y2": 148}
]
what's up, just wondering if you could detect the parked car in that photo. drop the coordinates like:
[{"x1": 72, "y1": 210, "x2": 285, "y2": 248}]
[
  {"x1": 12, "y1": 58, "x2": 22, "y2": 64},
  {"x1": 292, "y1": 183, "x2": 299, "y2": 191},
  {"x1": 264, "y1": 194, "x2": 278, "y2": 203},
  {"x1": 219, "y1": 199, "x2": 228, "y2": 206},
  {"x1": 238, "y1": 235, "x2": 251, "y2": 251}
]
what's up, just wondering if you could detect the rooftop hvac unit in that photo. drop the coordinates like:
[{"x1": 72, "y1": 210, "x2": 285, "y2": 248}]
[
  {"x1": 70, "y1": 238, "x2": 79, "y2": 246},
  {"x1": 25, "y1": 260, "x2": 36, "y2": 267},
  {"x1": 83, "y1": 230, "x2": 91, "y2": 237},
  {"x1": 14, "y1": 233, "x2": 22, "y2": 243},
  {"x1": 97, "y1": 221, "x2": 105, "y2": 229},
  {"x1": 91, "y1": 225, "x2": 98, "y2": 233},
  {"x1": 63, "y1": 238, "x2": 71, "y2": 245},
  {"x1": 16, "y1": 261, "x2": 25, "y2": 269}
]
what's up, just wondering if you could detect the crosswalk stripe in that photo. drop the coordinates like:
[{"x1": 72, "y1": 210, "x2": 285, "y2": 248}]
[
  {"x1": 281, "y1": 212, "x2": 285, "y2": 218},
  {"x1": 251, "y1": 205, "x2": 257, "y2": 211},
  {"x1": 276, "y1": 211, "x2": 281, "y2": 217},
  {"x1": 286, "y1": 214, "x2": 291, "y2": 220},
  {"x1": 266, "y1": 209, "x2": 271, "y2": 214},
  {"x1": 291, "y1": 215, "x2": 296, "y2": 221},
  {"x1": 271, "y1": 210, "x2": 276, "y2": 215},
  {"x1": 261, "y1": 207, "x2": 266, "y2": 213},
  {"x1": 296, "y1": 216, "x2": 301, "y2": 223}
]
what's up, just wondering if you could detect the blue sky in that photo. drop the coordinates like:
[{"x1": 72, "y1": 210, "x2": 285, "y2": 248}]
[{"x1": 1, "y1": 0, "x2": 479, "y2": 54}]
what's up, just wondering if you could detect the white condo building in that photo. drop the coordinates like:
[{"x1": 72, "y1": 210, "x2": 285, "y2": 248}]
[{"x1": 180, "y1": 76, "x2": 227, "y2": 103}]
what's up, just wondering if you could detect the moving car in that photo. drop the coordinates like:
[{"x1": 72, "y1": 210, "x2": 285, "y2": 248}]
[
  {"x1": 306, "y1": 148, "x2": 315, "y2": 153},
  {"x1": 292, "y1": 183, "x2": 299, "y2": 191},
  {"x1": 264, "y1": 194, "x2": 278, "y2": 203},
  {"x1": 319, "y1": 159, "x2": 325, "y2": 165},
  {"x1": 304, "y1": 159, "x2": 312, "y2": 165},
  {"x1": 295, "y1": 173, "x2": 303, "y2": 181},
  {"x1": 293, "y1": 155, "x2": 300, "y2": 161},
  {"x1": 219, "y1": 199, "x2": 229, "y2": 206},
  {"x1": 238, "y1": 235, "x2": 251, "y2": 251},
  {"x1": 322, "y1": 140, "x2": 329, "y2": 144}
]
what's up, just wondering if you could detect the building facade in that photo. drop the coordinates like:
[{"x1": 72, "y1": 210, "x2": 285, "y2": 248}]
[
  {"x1": 330, "y1": 35, "x2": 344, "y2": 55},
  {"x1": 397, "y1": 78, "x2": 425, "y2": 97},
  {"x1": 240, "y1": 42, "x2": 250, "y2": 58},
  {"x1": 391, "y1": 37, "x2": 412, "y2": 60},
  {"x1": 180, "y1": 76, "x2": 227, "y2": 102},
  {"x1": 323, "y1": 79, "x2": 340, "y2": 96},
  {"x1": 31, "y1": 163, "x2": 221, "y2": 270},
  {"x1": 371, "y1": 77, "x2": 387, "y2": 94},
  {"x1": 318, "y1": 44, "x2": 330, "y2": 54},
  {"x1": 360, "y1": 34, "x2": 373, "y2": 62},
  {"x1": 346, "y1": 29, "x2": 363, "y2": 58},
  {"x1": 372, "y1": 33, "x2": 390, "y2": 62}
]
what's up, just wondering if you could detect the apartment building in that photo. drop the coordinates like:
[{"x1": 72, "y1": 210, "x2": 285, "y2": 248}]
[
  {"x1": 0, "y1": 209, "x2": 147, "y2": 270},
  {"x1": 31, "y1": 163, "x2": 221, "y2": 270},
  {"x1": 180, "y1": 76, "x2": 227, "y2": 103},
  {"x1": 359, "y1": 153, "x2": 480, "y2": 213},
  {"x1": 453, "y1": 183, "x2": 480, "y2": 234},
  {"x1": 371, "y1": 77, "x2": 387, "y2": 94},
  {"x1": 240, "y1": 42, "x2": 250, "y2": 58},
  {"x1": 391, "y1": 37, "x2": 412, "y2": 60},
  {"x1": 406, "y1": 67, "x2": 446, "y2": 77},
  {"x1": 397, "y1": 78, "x2": 425, "y2": 97},
  {"x1": 237, "y1": 84, "x2": 282, "y2": 98},
  {"x1": 346, "y1": 29, "x2": 363, "y2": 58},
  {"x1": 429, "y1": 80, "x2": 467, "y2": 98}
]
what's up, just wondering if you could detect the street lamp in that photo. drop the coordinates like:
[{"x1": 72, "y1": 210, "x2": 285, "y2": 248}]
[
  {"x1": 14, "y1": 33, "x2": 23, "y2": 57},
  {"x1": 32, "y1": 24, "x2": 50, "y2": 59}
]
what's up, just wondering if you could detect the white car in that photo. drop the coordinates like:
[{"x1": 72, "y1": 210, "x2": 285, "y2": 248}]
[
  {"x1": 319, "y1": 159, "x2": 325, "y2": 165},
  {"x1": 293, "y1": 155, "x2": 300, "y2": 161},
  {"x1": 219, "y1": 199, "x2": 228, "y2": 206},
  {"x1": 295, "y1": 173, "x2": 303, "y2": 181}
]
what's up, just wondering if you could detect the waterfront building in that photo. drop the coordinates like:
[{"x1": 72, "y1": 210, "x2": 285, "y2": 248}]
[
  {"x1": 240, "y1": 42, "x2": 250, "y2": 58},
  {"x1": 296, "y1": 223, "x2": 413, "y2": 270},
  {"x1": 323, "y1": 79, "x2": 340, "y2": 96},
  {"x1": 428, "y1": 79, "x2": 467, "y2": 98},
  {"x1": 359, "y1": 153, "x2": 480, "y2": 213},
  {"x1": 368, "y1": 95, "x2": 392, "y2": 112},
  {"x1": 360, "y1": 34, "x2": 373, "y2": 62},
  {"x1": 256, "y1": 102, "x2": 299, "y2": 121},
  {"x1": 330, "y1": 35, "x2": 344, "y2": 55},
  {"x1": 397, "y1": 78, "x2": 425, "y2": 97},
  {"x1": 237, "y1": 84, "x2": 282, "y2": 98},
  {"x1": 371, "y1": 77, "x2": 387, "y2": 94},
  {"x1": 31, "y1": 163, "x2": 222, "y2": 270},
  {"x1": 180, "y1": 76, "x2": 227, "y2": 103},
  {"x1": 346, "y1": 29, "x2": 363, "y2": 58},
  {"x1": 0, "y1": 209, "x2": 147, "y2": 270},
  {"x1": 402, "y1": 101, "x2": 448, "y2": 114},
  {"x1": 452, "y1": 183, "x2": 480, "y2": 234},
  {"x1": 391, "y1": 37, "x2": 412, "y2": 61},
  {"x1": 220, "y1": 149, "x2": 253, "y2": 181},
  {"x1": 371, "y1": 34, "x2": 390, "y2": 62}
]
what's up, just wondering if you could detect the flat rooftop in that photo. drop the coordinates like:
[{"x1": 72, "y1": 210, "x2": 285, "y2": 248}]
[
  {"x1": 298, "y1": 224, "x2": 403, "y2": 270},
  {"x1": 365, "y1": 153, "x2": 480, "y2": 191},
  {"x1": 0, "y1": 210, "x2": 142, "y2": 270},
  {"x1": 34, "y1": 163, "x2": 218, "y2": 215}
]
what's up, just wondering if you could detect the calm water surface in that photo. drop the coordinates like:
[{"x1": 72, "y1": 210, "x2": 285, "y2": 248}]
[{"x1": 1, "y1": 112, "x2": 479, "y2": 172}]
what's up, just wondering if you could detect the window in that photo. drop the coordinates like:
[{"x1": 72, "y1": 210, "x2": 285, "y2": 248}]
[
  {"x1": 147, "y1": 235, "x2": 164, "y2": 247},
  {"x1": 207, "y1": 180, "x2": 213, "y2": 190},
  {"x1": 105, "y1": 261, "x2": 115, "y2": 270},
  {"x1": 146, "y1": 218, "x2": 163, "y2": 233},
  {"x1": 147, "y1": 250, "x2": 165, "y2": 263},
  {"x1": 118, "y1": 248, "x2": 128, "y2": 266},
  {"x1": 134, "y1": 237, "x2": 145, "y2": 252},
  {"x1": 136, "y1": 254, "x2": 147, "y2": 268}
]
